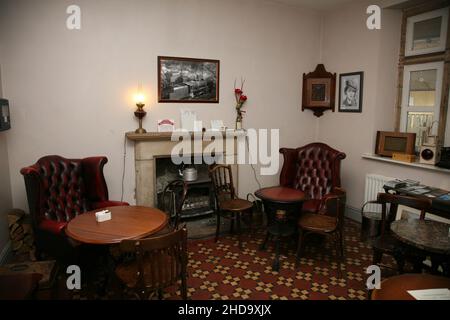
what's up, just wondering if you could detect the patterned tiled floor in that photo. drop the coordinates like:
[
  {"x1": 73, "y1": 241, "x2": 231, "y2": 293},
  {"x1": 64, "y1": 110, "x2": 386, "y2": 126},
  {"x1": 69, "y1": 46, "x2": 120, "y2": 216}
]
[{"x1": 158, "y1": 219, "x2": 388, "y2": 300}]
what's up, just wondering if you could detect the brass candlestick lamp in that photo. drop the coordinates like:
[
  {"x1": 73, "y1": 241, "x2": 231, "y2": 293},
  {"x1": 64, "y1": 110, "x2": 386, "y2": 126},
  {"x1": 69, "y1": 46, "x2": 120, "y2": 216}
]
[{"x1": 134, "y1": 88, "x2": 147, "y2": 134}]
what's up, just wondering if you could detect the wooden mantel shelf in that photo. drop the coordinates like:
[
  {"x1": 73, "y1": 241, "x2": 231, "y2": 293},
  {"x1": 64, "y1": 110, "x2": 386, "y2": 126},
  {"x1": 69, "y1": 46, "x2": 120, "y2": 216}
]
[
  {"x1": 126, "y1": 132, "x2": 174, "y2": 141},
  {"x1": 126, "y1": 130, "x2": 246, "y2": 141}
]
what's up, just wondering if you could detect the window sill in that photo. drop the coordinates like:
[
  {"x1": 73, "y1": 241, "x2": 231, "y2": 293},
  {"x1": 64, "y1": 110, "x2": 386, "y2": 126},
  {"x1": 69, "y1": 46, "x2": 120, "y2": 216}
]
[{"x1": 362, "y1": 153, "x2": 450, "y2": 175}]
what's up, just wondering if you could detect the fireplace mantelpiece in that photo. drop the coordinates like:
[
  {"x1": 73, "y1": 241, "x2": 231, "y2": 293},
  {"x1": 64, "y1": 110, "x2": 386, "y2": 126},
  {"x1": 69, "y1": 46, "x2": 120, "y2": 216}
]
[{"x1": 126, "y1": 131, "x2": 240, "y2": 207}]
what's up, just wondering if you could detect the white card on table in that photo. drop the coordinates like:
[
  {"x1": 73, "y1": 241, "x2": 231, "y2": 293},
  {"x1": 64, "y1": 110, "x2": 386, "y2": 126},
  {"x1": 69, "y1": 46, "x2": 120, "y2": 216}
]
[{"x1": 407, "y1": 289, "x2": 450, "y2": 300}]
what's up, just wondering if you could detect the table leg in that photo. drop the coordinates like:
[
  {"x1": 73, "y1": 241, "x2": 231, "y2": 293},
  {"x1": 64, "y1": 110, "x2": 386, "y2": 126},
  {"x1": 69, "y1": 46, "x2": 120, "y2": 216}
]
[
  {"x1": 236, "y1": 212, "x2": 242, "y2": 249},
  {"x1": 259, "y1": 232, "x2": 270, "y2": 250},
  {"x1": 273, "y1": 234, "x2": 280, "y2": 272}
]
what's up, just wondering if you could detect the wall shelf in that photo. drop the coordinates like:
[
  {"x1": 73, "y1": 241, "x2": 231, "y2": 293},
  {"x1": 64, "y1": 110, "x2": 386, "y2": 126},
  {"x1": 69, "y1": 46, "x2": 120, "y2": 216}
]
[{"x1": 362, "y1": 153, "x2": 450, "y2": 174}]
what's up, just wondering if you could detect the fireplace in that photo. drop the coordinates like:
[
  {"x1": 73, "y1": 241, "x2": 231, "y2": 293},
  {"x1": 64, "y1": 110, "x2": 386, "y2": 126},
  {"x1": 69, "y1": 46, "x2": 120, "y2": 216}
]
[
  {"x1": 155, "y1": 155, "x2": 215, "y2": 219},
  {"x1": 126, "y1": 131, "x2": 239, "y2": 211}
]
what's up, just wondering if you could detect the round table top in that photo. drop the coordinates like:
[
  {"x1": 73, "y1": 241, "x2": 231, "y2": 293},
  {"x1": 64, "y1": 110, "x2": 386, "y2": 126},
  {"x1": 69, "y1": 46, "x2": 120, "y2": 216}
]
[
  {"x1": 66, "y1": 206, "x2": 168, "y2": 245},
  {"x1": 371, "y1": 274, "x2": 450, "y2": 300},
  {"x1": 255, "y1": 186, "x2": 307, "y2": 204},
  {"x1": 390, "y1": 219, "x2": 450, "y2": 255}
]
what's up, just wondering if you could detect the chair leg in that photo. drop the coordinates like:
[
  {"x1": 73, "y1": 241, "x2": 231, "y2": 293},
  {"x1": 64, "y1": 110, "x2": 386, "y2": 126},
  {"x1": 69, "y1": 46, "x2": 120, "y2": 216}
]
[
  {"x1": 339, "y1": 231, "x2": 345, "y2": 258},
  {"x1": 230, "y1": 216, "x2": 235, "y2": 234},
  {"x1": 236, "y1": 212, "x2": 242, "y2": 249},
  {"x1": 158, "y1": 289, "x2": 164, "y2": 300},
  {"x1": 181, "y1": 276, "x2": 188, "y2": 300},
  {"x1": 295, "y1": 229, "x2": 304, "y2": 268},
  {"x1": 412, "y1": 257, "x2": 424, "y2": 273},
  {"x1": 333, "y1": 233, "x2": 344, "y2": 279},
  {"x1": 372, "y1": 248, "x2": 383, "y2": 266},
  {"x1": 248, "y1": 209, "x2": 253, "y2": 235},
  {"x1": 215, "y1": 212, "x2": 221, "y2": 243},
  {"x1": 393, "y1": 249, "x2": 405, "y2": 274}
]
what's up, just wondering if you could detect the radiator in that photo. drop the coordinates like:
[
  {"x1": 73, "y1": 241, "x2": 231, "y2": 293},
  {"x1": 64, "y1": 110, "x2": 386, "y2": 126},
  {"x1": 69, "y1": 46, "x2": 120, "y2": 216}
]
[{"x1": 364, "y1": 174, "x2": 395, "y2": 213}]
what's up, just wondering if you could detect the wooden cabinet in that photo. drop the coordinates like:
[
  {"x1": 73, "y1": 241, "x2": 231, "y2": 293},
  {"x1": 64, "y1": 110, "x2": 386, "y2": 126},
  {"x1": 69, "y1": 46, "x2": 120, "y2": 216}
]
[{"x1": 302, "y1": 64, "x2": 336, "y2": 117}]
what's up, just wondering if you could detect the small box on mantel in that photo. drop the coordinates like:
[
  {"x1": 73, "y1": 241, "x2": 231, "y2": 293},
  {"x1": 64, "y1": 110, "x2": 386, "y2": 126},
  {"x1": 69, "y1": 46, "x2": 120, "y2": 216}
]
[{"x1": 392, "y1": 152, "x2": 416, "y2": 163}]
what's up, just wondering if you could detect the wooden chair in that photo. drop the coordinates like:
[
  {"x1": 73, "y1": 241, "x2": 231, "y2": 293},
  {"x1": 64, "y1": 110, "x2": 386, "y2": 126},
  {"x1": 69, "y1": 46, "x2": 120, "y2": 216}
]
[
  {"x1": 208, "y1": 164, "x2": 253, "y2": 248},
  {"x1": 367, "y1": 193, "x2": 432, "y2": 274},
  {"x1": 296, "y1": 188, "x2": 346, "y2": 271},
  {"x1": 114, "y1": 227, "x2": 188, "y2": 300},
  {"x1": 159, "y1": 179, "x2": 188, "y2": 230}
]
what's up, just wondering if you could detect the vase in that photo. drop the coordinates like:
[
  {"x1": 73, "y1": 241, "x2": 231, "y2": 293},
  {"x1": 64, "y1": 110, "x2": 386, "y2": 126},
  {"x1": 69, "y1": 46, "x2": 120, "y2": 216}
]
[{"x1": 235, "y1": 116, "x2": 242, "y2": 130}]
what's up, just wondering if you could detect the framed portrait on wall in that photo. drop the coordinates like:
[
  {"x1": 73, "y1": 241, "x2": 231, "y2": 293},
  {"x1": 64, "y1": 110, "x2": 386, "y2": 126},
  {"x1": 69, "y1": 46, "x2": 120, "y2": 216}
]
[
  {"x1": 339, "y1": 72, "x2": 364, "y2": 113},
  {"x1": 158, "y1": 56, "x2": 220, "y2": 103}
]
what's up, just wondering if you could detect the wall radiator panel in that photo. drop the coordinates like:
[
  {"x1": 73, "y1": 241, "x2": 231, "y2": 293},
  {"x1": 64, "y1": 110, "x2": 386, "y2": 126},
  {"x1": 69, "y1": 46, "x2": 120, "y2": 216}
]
[{"x1": 364, "y1": 174, "x2": 395, "y2": 213}]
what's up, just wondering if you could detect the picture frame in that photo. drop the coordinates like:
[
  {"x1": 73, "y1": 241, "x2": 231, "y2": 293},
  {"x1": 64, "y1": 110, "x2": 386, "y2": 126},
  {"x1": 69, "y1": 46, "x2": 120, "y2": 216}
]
[
  {"x1": 339, "y1": 72, "x2": 364, "y2": 113},
  {"x1": 158, "y1": 56, "x2": 220, "y2": 103},
  {"x1": 302, "y1": 64, "x2": 336, "y2": 117}
]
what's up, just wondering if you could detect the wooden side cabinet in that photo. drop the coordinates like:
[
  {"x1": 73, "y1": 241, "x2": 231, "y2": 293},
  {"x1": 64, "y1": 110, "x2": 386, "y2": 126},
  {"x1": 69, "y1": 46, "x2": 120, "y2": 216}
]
[{"x1": 302, "y1": 64, "x2": 336, "y2": 117}]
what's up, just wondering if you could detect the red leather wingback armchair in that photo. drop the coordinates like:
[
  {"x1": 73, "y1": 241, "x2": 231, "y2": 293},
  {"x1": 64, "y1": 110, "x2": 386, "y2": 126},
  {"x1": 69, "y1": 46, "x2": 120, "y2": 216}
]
[
  {"x1": 21, "y1": 155, "x2": 129, "y2": 261},
  {"x1": 279, "y1": 143, "x2": 346, "y2": 214}
]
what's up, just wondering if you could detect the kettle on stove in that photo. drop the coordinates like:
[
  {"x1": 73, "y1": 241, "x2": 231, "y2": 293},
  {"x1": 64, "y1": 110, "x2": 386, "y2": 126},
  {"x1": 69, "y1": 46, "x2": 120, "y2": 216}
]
[{"x1": 178, "y1": 163, "x2": 198, "y2": 181}]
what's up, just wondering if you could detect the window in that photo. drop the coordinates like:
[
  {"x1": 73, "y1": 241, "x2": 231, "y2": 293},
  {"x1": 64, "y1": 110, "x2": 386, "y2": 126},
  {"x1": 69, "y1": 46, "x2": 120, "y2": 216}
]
[
  {"x1": 405, "y1": 7, "x2": 449, "y2": 57},
  {"x1": 400, "y1": 62, "x2": 444, "y2": 149},
  {"x1": 396, "y1": 4, "x2": 450, "y2": 152}
]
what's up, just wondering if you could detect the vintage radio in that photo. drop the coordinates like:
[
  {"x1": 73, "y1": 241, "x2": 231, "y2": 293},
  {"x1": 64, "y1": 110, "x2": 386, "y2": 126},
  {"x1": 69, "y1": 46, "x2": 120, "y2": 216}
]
[{"x1": 375, "y1": 131, "x2": 416, "y2": 157}]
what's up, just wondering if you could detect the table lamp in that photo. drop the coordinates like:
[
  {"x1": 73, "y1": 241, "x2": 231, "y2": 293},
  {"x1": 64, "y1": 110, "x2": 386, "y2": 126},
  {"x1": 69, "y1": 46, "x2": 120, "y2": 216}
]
[{"x1": 134, "y1": 86, "x2": 147, "y2": 134}]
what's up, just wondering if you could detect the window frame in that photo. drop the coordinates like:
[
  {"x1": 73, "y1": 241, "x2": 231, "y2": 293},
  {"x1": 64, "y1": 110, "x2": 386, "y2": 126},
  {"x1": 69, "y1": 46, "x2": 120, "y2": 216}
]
[
  {"x1": 405, "y1": 7, "x2": 449, "y2": 57},
  {"x1": 400, "y1": 61, "x2": 444, "y2": 134},
  {"x1": 395, "y1": 3, "x2": 450, "y2": 149}
]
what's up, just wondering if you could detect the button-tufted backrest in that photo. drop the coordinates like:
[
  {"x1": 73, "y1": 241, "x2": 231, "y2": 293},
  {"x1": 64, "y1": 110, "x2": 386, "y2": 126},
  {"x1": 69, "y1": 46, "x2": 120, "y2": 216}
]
[
  {"x1": 36, "y1": 156, "x2": 89, "y2": 222},
  {"x1": 280, "y1": 143, "x2": 346, "y2": 200}
]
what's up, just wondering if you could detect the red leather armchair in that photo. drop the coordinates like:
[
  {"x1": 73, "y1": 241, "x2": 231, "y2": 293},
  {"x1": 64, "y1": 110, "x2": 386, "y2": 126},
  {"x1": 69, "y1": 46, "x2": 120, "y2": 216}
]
[
  {"x1": 279, "y1": 143, "x2": 346, "y2": 214},
  {"x1": 21, "y1": 155, "x2": 129, "y2": 261}
]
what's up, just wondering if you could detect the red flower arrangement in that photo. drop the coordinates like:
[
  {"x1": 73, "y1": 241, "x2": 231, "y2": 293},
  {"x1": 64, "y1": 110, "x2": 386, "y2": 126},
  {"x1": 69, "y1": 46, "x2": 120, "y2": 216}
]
[{"x1": 234, "y1": 80, "x2": 248, "y2": 129}]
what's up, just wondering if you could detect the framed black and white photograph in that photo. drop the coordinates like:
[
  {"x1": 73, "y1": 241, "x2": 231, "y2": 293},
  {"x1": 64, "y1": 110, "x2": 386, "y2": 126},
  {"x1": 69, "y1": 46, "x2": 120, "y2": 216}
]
[
  {"x1": 158, "y1": 56, "x2": 220, "y2": 103},
  {"x1": 339, "y1": 72, "x2": 363, "y2": 113}
]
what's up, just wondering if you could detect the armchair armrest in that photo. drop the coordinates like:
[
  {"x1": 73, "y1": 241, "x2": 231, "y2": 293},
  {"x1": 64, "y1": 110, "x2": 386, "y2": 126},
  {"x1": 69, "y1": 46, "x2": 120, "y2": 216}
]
[
  {"x1": 317, "y1": 187, "x2": 346, "y2": 214},
  {"x1": 39, "y1": 220, "x2": 67, "y2": 236},
  {"x1": 91, "y1": 200, "x2": 130, "y2": 210}
]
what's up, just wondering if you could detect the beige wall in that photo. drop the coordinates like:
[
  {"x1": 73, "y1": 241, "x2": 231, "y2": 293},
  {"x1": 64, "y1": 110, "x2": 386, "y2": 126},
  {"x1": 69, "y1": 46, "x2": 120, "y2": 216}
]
[
  {"x1": 0, "y1": 62, "x2": 13, "y2": 260},
  {"x1": 319, "y1": 0, "x2": 450, "y2": 213},
  {"x1": 0, "y1": 0, "x2": 321, "y2": 211},
  {"x1": 3, "y1": 0, "x2": 447, "y2": 224}
]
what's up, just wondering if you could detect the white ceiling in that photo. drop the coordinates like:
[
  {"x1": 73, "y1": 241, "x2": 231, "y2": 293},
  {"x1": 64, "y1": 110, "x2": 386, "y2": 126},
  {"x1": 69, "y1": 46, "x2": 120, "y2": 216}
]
[{"x1": 269, "y1": 0, "x2": 357, "y2": 11}]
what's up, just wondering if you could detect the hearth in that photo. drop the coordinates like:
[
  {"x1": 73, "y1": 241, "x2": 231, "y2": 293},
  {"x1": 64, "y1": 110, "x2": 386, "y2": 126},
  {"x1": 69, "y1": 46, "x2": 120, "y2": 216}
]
[{"x1": 155, "y1": 155, "x2": 215, "y2": 220}]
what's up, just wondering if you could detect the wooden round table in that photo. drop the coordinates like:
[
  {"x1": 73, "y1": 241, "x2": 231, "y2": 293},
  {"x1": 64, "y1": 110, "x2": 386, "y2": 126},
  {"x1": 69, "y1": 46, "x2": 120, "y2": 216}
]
[
  {"x1": 66, "y1": 206, "x2": 169, "y2": 244},
  {"x1": 255, "y1": 186, "x2": 307, "y2": 271},
  {"x1": 371, "y1": 274, "x2": 450, "y2": 300},
  {"x1": 255, "y1": 186, "x2": 308, "y2": 205}
]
